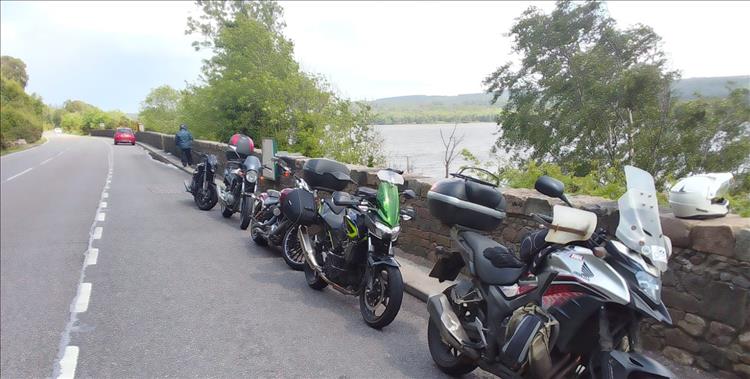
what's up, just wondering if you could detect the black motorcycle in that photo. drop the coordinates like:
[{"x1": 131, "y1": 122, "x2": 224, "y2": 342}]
[
  {"x1": 250, "y1": 156, "x2": 311, "y2": 270},
  {"x1": 218, "y1": 134, "x2": 261, "y2": 230},
  {"x1": 296, "y1": 159, "x2": 416, "y2": 329},
  {"x1": 184, "y1": 151, "x2": 219, "y2": 210},
  {"x1": 425, "y1": 167, "x2": 674, "y2": 378}
]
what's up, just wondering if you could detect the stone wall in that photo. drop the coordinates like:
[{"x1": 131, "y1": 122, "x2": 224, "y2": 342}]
[{"x1": 115, "y1": 130, "x2": 750, "y2": 377}]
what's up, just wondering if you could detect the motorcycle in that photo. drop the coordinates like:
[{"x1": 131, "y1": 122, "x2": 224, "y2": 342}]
[
  {"x1": 298, "y1": 166, "x2": 416, "y2": 329},
  {"x1": 218, "y1": 134, "x2": 261, "y2": 230},
  {"x1": 425, "y1": 166, "x2": 674, "y2": 378},
  {"x1": 250, "y1": 156, "x2": 312, "y2": 270},
  {"x1": 184, "y1": 151, "x2": 219, "y2": 210}
]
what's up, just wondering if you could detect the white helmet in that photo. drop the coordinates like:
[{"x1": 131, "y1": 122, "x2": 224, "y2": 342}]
[{"x1": 668, "y1": 173, "x2": 734, "y2": 219}]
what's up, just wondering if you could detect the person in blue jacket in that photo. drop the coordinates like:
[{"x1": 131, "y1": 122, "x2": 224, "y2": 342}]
[{"x1": 175, "y1": 124, "x2": 194, "y2": 167}]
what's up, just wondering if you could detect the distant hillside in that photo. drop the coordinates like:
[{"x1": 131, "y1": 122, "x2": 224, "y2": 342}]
[
  {"x1": 369, "y1": 75, "x2": 749, "y2": 125},
  {"x1": 672, "y1": 75, "x2": 749, "y2": 99}
]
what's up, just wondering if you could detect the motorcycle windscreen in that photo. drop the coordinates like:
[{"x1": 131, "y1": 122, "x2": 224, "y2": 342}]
[
  {"x1": 376, "y1": 181, "x2": 400, "y2": 227},
  {"x1": 615, "y1": 166, "x2": 670, "y2": 272}
]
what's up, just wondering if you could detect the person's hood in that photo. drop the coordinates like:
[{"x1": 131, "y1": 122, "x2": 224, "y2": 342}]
[{"x1": 179, "y1": 124, "x2": 187, "y2": 130}]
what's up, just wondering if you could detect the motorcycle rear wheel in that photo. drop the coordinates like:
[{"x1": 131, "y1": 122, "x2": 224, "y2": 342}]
[
  {"x1": 304, "y1": 261, "x2": 327, "y2": 290},
  {"x1": 427, "y1": 315, "x2": 478, "y2": 375},
  {"x1": 359, "y1": 265, "x2": 403, "y2": 329},
  {"x1": 282, "y1": 227, "x2": 305, "y2": 271}
]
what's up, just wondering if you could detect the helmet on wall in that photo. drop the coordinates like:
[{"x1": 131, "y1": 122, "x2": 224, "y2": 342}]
[{"x1": 668, "y1": 173, "x2": 734, "y2": 219}]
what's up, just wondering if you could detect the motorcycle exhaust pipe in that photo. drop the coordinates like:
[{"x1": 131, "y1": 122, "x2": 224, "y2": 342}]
[
  {"x1": 298, "y1": 226, "x2": 320, "y2": 268},
  {"x1": 427, "y1": 293, "x2": 479, "y2": 360}
]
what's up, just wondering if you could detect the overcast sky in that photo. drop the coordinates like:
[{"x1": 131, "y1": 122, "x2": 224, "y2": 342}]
[{"x1": 1, "y1": 1, "x2": 748, "y2": 113}]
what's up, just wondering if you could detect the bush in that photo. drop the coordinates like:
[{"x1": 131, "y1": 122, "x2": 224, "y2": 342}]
[{"x1": 0, "y1": 107, "x2": 43, "y2": 148}]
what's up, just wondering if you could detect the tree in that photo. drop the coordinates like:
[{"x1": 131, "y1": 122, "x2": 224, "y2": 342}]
[
  {"x1": 1, "y1": 56, "x2": 28, "y2": 89},
  {"x1": 484, "y1": 1, "x2": 680, "y2": 179},
  {"x1": 439, "y1": 124, "x2": 465, "y2": 178},
  {"x1": 179, "y1": 0, "x2": 383, "y2": 165},
  {"x1": 139, "y1": 85, "x2": 183, "y2": 132}
]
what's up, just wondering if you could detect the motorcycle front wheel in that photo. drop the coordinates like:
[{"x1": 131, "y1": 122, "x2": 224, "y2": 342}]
[
  {"x1": 282, "y1": 226, "x2": 305, "y2": 271},
  {"x1": 194, "y1": 184, "x2": 218, "y2": 211},
  {"x1": 359, "y1": 265, "x2": 403, "y2": 329},
  {"x1": 239, "y1": 195, "x2": 252, "y2": 230},
  {"x1": 427, "y1": 315, "x2": 478, "y2": 375}
]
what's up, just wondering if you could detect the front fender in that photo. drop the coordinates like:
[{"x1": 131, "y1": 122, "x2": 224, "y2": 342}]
[
  {"x1": 368, "y1": 255, "x2": 400, "y2": 268},
  {"x1": 598, "y1": 350, "x2": 674, "y2": 379}
]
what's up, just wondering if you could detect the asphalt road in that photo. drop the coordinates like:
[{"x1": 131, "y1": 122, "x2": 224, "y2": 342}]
[{"x1": 0, "y1": 134, "x2": 482, "y2": 378}]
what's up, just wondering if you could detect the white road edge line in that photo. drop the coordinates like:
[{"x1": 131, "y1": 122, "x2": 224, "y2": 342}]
[
  {"x1": 85, "y1": 249, "x2": 98, "y2": 266},
  {"x1": 5, "y1": 167, "x2": 33, "y2": 182},
  {"x1": 73, "y1": 283, "x2": 92, "y2": 313},
  {"x1": 57, "y1": 346, "x2": 78, "y2": 379},
  {"x1": 52, "y1": 139, "x2": 113, "y2": 379},
  {"x1": 92, "y1": 227, "x2": 103, "y2": 240}
]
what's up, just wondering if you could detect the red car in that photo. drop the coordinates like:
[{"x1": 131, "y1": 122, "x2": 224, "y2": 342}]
[{"x1": 114, "y1": 128, "x2": 136, "y2": 145}]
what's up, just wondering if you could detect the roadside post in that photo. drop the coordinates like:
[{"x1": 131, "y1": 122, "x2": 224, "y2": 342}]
[{"x1": 262, "y1": 138, "x2": 277, "y2": 182}]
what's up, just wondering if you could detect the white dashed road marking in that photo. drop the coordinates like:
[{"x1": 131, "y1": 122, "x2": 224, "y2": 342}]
[
  {"x1": 85, "y1": 249, "x2": 98, "y2": 266},
  {"x1": 53, "y1": 139, "x2": 113, "y2": 379},
  {"x1": 73, "y1": 283, "x2": 92, "y2": 313},
  {"x1": 102, "y1": 193, "x2": 109, "y2": 198},
  {"x1": 5, "y1": 167, "x2": 32, "y2": 182},
  {"x1": 40, "y1": 157, "x2": 54, "y2": 166},
  {"x1": 57, "y1": 346, "x2": 78, "y2": 379}
]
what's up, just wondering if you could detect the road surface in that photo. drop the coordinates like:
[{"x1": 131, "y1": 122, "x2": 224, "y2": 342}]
[{"x1": 0, "y1": 134, "x2": 478, "y2": 378}]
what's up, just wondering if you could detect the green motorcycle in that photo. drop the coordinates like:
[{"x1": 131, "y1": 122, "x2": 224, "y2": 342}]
[{"x1": 297, "y1": 168, "x2": 416, "y2": 329}]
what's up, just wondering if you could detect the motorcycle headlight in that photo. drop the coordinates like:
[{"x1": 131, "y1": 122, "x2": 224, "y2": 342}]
[
  {"x1": 370, "y1": 220, "x2": 400, "y2": 240},
  {"x1": 245, "y1": 170, "x2": 258, "y2": 182},
  {"x1": 636, "y1": 270, "x2": 661, "y2": 302}
]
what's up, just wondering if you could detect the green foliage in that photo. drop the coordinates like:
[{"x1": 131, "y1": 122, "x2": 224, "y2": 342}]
[
  {"x1": 139, "y1": 85, "x2": 183, "y2": 133},
  {"x1": 57, "y1": 100, "x2": 135, "y2": 135},
  {"x1": 0, "y1": 57, "x2": 48, "y2": 149},
  {"x1": 371, "y1": 105, "x2": 500, "y2": 125},
  {"x1": 1, "y1": 56, "x2": 29, "y2": 89},
  {"x1": 176, "y1": 0, "x2": 382, "y2": 165},
  {"x1": 499, "y1": 161, "x2": 627, "y2": 200}
]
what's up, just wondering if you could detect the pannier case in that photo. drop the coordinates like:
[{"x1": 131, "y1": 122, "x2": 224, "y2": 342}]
[
  {"x1": 281, "y1": 188, "x2": 317, "y2": 225},
  {"x1": 302, "y1": 158, "x2": 351, "y2": 191},
  {"x1": 427, "y1": 178, "x2": 506, "y2": 231}
]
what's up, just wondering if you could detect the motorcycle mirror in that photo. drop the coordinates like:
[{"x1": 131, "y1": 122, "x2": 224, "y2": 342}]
[
  {"x1": 401, "y1": 189, "x2": 417, "y2": 199},
  {"x1": 401, "y1": 207, "x2": 416, "y2": 221},
  {"x1": 534, "y1": 176, "x2": 572, "y2": 206}
]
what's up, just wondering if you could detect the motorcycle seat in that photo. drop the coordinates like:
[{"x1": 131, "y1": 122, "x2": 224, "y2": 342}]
[
  {"x1": 267, "y1": 189, "x2": 280, "y2": 198},
  {"x1": 519, "y1": 229, "x2": 550, "y2": 264},
  {"x1": 461, "y1": 231, "x2": 526, "y2": 286}
]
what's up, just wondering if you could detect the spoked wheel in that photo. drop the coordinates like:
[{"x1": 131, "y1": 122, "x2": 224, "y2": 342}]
[
  {"x1": 239, "y1": 196, "x2": 252, "y2": 230},
  {"x1": 427, "y1": 315, "x2": 478, "y2": 375},
  {"x1": 359, "y1": 265, "x2": 403, "y2": 329},
  {"x1": 282, "y1": 226, "x2": 305, "y2": 271},
  {"x1": 194, "y1": 184, "x2": 218, "y2": 210}
]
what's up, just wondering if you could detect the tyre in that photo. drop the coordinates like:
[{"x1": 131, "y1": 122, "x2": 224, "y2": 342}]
[
  {"x1": 282, "y1": 226, "x2": 304, "y2": 271},
  {"x1": 221, "y1": 201, "x2": 233, "y2": 218},
  {"x1": 427, "y1": 315, "x2": 478, "y2": 376},
  {"x1": 359, "y1": 265, "x2": 404, "y2": 329},
  {"x1": 304, "y1": 260, "x2": 327, "y2": 290},
  {"x1": 250, "y1": 219, "x2": 268, "y2": 246},
  {"x1": 239, "y1": 196, "x2": 252, "y2": 230},
  {"x1": 131, "y1": 142, "x2": 135, "y2": 145},
  {"x1": 194, "y1": 184, "x2": 218, "y2": 211}
]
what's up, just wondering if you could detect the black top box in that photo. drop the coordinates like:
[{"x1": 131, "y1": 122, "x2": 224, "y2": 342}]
[
  {"x1": 303, "y1": 158, "x2": 351, "y2": 191},
  {"x1": 427, "y1": 178, "x2": 506, "y2": 231}
]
